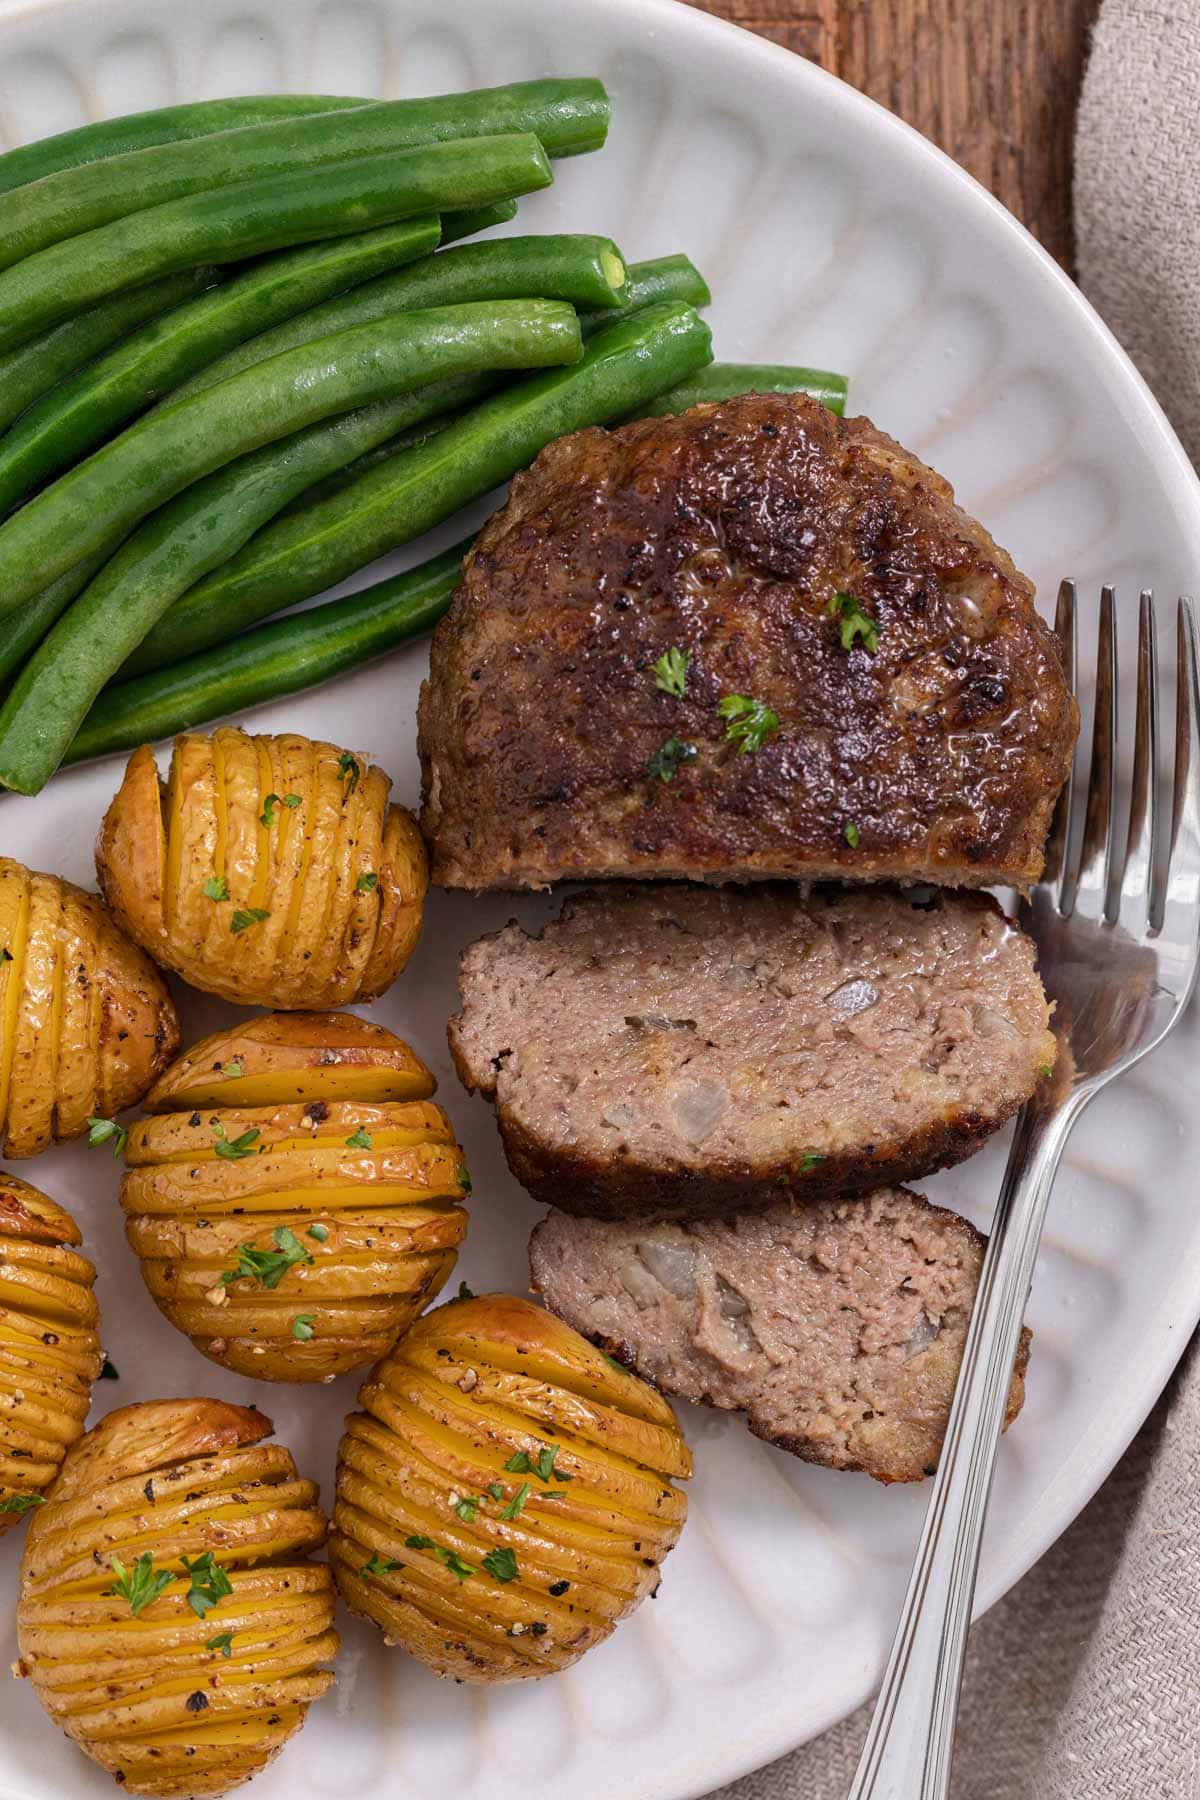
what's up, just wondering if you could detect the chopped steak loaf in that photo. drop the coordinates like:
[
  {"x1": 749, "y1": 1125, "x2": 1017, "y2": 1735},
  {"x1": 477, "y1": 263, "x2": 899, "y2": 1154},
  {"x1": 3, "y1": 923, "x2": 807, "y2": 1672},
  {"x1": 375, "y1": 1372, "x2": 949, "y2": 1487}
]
[
  {"x1": 530, "y1": 1189, "x2": 1029, "y2": 1483},
  {"x1": 418, "y1": 391, "x2": 1077, "y2": 891},
  {"x1": 450, "y1": 883, "x2": 1055, "y2": 1220}
]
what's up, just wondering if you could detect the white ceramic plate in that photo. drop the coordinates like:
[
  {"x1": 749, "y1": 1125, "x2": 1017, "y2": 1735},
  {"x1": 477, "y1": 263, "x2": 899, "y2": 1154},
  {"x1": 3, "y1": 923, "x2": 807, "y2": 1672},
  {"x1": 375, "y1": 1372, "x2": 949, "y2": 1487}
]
[{"x1": 1, "y1": 2, "x2": 1199, "y2": 1796}]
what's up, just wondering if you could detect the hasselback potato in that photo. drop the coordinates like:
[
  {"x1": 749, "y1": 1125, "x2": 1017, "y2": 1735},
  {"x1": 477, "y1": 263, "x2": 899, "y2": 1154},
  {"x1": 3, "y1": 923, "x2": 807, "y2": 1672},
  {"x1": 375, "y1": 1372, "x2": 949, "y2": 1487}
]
[
  {"x1": 0, "y1": 856, "x2": 178, "y2": 1157},
  {"x1": 122, "y1": 1013, "x2": 470, "y2": 1381},
  {"x1": 16, "y1": 1398, "x2": 337, "y2": 1798},
  {"x1": 95, "y1": 726, "x2": 428, "y2": 1009},
  {"x1": 0, "y1": 1174, "x2": 102, "y2": 1532},
  {"x1": 331, "y1": 1293, "x2": 692, "y2": 1681}
]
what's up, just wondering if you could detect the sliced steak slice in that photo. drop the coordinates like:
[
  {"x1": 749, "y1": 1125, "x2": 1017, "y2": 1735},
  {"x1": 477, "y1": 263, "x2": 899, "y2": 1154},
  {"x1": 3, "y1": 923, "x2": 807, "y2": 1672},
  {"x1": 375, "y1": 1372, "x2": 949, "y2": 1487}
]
[
  {"x1": 450, "y1": 883, "x2": 1055, "y2": 1220},
  {"x1": 529, "y1": 1190, "x2": 1029, "y2": 1483},
  {"x1": 418, "y1": 391, "x2": 1077, "y2": 892}
]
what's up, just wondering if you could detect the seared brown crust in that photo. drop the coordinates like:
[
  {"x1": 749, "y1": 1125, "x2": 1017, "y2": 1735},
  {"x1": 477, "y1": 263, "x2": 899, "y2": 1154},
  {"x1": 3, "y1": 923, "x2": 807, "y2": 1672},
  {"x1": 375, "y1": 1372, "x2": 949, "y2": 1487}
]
[
  {"x1": 450, "y1": 883, "x2": 1055, "y2": 1221},
  {"x1": 495, "y1": 1103, "x2": 1008, "y2": 1221},
  {"x1": 419, "y1": 392, "x2": 1077, "y2": 891},
  {"x1": 530, "y1": 1192, "x2": 1030, "y2": 1484}
]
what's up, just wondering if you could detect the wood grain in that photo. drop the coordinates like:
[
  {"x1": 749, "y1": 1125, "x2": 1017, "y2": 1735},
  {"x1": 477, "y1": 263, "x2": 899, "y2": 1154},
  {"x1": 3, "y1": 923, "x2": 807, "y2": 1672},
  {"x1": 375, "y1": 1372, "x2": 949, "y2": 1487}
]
[{"x1": 683, "y1": 0, "x2": 1100, "y2": 267}]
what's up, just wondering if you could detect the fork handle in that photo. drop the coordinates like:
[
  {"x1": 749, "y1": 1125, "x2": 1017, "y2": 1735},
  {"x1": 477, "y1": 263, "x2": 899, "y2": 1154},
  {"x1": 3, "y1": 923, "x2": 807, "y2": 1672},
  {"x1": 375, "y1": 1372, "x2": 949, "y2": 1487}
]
[{"x1": 847, "y1": 1090, "x2": 1089, "y2": 1800}]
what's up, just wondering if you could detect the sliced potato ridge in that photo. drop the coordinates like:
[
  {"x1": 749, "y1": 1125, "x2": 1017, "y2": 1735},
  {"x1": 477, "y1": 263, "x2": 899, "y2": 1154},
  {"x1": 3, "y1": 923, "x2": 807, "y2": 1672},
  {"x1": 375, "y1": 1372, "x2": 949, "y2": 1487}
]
[{"x1": 331, "y1": 1294, "x2": 690, "y2": 1683}]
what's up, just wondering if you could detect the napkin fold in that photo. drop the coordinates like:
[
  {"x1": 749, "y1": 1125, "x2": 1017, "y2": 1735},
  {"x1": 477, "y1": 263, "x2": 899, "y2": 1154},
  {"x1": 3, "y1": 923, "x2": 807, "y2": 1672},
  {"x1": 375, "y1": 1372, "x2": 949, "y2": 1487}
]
[{"x1": 709, "y1": 4, "x2": 1200, "y2": 1793}]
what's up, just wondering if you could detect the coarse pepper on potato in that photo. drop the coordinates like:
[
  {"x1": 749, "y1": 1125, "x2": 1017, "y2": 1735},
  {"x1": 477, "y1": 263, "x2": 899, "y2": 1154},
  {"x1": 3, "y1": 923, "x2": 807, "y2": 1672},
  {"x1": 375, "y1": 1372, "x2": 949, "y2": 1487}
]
[{"x1": 96, "y1": 726, "x2": 427, "y2": 1010}]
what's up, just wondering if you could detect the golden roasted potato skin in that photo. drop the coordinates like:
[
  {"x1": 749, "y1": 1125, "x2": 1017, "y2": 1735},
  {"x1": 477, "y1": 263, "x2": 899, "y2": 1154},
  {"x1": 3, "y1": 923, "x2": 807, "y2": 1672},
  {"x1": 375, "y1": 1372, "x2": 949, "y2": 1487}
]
[
  {"x1": 96, "y1": 729, "x2": 429, "y2": 1009},
  {"x1": 16, "y1": 1398, "x2": 338, "y2": 1799},
  {"x1": 0, "y1": 1175, "x2": 102, "y2": 1533},
  {"x1": 0, "y1": 857, "x2": 179, "y2": 1158},
  {"x1": 144, "y1": 1009, "x2": 436, "y2": 1110},
  {"x1": 123, "y1": 1014, "x2": 470, "y2": 1382},
  {"x1": 331, "y1": 1294, "x2": 692, "y2": 1681}
]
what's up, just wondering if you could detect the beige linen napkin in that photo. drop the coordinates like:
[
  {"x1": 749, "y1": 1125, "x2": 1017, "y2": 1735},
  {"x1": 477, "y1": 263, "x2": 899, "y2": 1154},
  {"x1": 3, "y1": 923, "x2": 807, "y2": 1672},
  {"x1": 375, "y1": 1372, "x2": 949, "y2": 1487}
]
[{"x1": 708, "y1": 5, "x2": 1200, "y2": 1794}]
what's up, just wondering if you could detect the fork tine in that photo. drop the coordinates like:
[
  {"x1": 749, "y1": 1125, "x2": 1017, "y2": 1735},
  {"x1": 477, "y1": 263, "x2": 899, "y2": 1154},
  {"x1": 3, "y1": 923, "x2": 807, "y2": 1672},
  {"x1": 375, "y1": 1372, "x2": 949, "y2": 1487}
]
[
  {"x1": 1044, "y1": 579, "x2": 1078, "y2": 906},
  {"x1": 1067, "y1": 585, "x2": 1117, "y2": 919},
  {"x1": 1160, "y1": 596, "x2": 1200, "y2": 955},
  {"x1": 1118, "y1": 590, "x2": 1158, "y2": 931}
]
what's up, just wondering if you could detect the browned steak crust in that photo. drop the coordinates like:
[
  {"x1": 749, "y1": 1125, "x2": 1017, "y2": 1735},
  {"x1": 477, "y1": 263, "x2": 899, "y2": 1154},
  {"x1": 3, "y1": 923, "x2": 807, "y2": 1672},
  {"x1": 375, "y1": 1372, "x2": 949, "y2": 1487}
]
[
  {"x1": 450, "y1": 883, "x2": 1055, "y2": 1221},
  {"x1": 419, "y1": 392, "x2": 1077, "y2": 891},
  {"x1": 529, "y1": 1191, "x2": 1030, "y2": 1484}
]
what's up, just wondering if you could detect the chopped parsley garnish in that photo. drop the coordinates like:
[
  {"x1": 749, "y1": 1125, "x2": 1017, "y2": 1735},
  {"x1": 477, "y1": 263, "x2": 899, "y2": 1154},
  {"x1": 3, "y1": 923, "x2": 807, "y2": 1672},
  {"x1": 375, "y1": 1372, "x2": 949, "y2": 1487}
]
[
  {"x1": 718, "y1": 693, "x2": 780, "y2": 752},
  {"x1": 87, "y1": 1116, "x2": 127, "y2": 1157},
  {"x1": 219, "y1": 1225, "x2": 312, "y2": 1291},
  {"x1": 360, "y1": 1551, "x2": 401, "y2": 1580},
  {"x1": 483, "y1": 1548, "x2": 519, "y2": 1584},
  {"x1": 404, "y1": 1535, "x2": 477, "y2": 1583},
  {"x1": 454, "y1": 1496, "x2": 481, "y2": 1523},
  {"x1": 181, "y1": 1551, "x2": 233, "y2": 1620},
  {"x1": 222, "y1": 1059, "x2": 244, "y2": 1080},
  {"x1": 505, "y1": 1442, "x2": 572, "y2": 1485},
  {"x1": 107, "y1": 1553, "x2": 173, "y2": 1617},
  {"x1": 337, "y1": 752, "x2": 361, "y2": 798},
  {"x1": 259, "y1": 793, "x2": 283, "y2": 828},
  {"x1": 207, "y1": 1632, "x2": 234, "y2": 1658},
  {"x1": 0, "y1": 1492, "x2": 44, "y2": 1516},
  {"x1": 500, "y1": 1482, "x2": 531, "y2": 1521},
  {"x1": 457, "y1": 1280, "x2": 475, "y2": 1301},
  {"x1": 827, "y1": 591, "x2": 880, "y2": 653},
  {"x1": 800, "y1": 1152, "x2": 827, "y2": 1171},
  {"x1": 307, "y1": 1223, "x2": 330, "y2": 1243},
  {"x1": 843, "y1": 822, "x2": 860, "y2": 848},
  {"x1": 202, "y1": 875, "x2": 229, "y2": 902},
  {"x1": 647, "y1": 736, "x2": 698, "y2": 783},
  {"x1": 345, "y1": 1128, "x2": 372, "y2": 1149},
  {"x1": 0, "y1": 947, "x2": 12, "y2": 962},
  {"x1": 230, "y1": 907, "x2": 270, "y2": 935},
  {"x1": 291, "y1": 1314, "x2": 316, "y2": 1342},
  {"x1": 355, "y1": 871, "x2": 378, "y2": 893},
  {"x1": 487, "y1": 1483, "x2": 505, "y2": 1502},
  {"x1": 284, "y1": 793, "x2": 302, "y2": 810},
  {"x1": 1038, "y1": 1062, "x2": 1054, "y2": 1079},
  {"x1": 456, "y1": 1164, "x2": 472, "y2": 1196},
  {"x1": 213, "y1": 1122, "x2": 259, "y2": 1160},
  {"x1": 600, "y1": 1352, "x2": 625, "y2": 1372},
  {"x1": 652, "y1": 646, "x2": 690, "y2": 698}
]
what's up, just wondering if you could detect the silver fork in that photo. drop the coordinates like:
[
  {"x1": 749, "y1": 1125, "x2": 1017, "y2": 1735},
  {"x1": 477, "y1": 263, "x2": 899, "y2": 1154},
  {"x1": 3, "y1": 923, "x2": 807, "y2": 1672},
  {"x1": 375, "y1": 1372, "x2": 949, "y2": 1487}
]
[{"x1": 848, "y1": 584, "x2": 1200, "y2": 1800}]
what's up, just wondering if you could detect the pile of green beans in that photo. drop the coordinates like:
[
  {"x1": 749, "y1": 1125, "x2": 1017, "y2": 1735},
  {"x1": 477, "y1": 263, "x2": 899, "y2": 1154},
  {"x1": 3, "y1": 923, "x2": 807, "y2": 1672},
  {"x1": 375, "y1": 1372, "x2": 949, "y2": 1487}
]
[
  {"x1": 0, "y1": 79, "x2": 609, "y2": 271},
  {"x1": 0, "y1": 79, "x2": 850, "y2": 793},
  {"x1": 0, "y1": 134, "x2": 554, "y2": 353},
  {"x1": 0, "y1": 301, "x2": 583, "y2": 794}
]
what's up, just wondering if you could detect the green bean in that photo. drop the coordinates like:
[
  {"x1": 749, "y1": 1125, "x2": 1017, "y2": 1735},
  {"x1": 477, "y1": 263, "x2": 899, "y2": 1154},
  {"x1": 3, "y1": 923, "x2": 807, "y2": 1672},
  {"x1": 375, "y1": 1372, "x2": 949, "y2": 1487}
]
[
  {"x1": 259, "y1": 257, "x2": 710, "y2": 521},
  {"x1": 0, "y1": 301, "x2": 581, "y2": 792},
  {"x1": 0, "y1": 216, "x2": 440, "y2": 517},
  {"x1": 439, "y1": 199, "x2": 520, "y2": 243},
  {"x1": 69, "y1": 542, "x2": 471, "y2": 766},
  {"x1": 119, "y1": 301, "x2": 712, "y2": 655},
  {"x1": 0, "y1": 96, "x2": 370, "y2": 198},
  {"x1": 168, "y1": 235, "x2": 628, "y2": 406},
  {"x1": 267, "y1": 409, "x2": 467, "y2": 526},
  {"x1": 124, "y1": 378, "x2": 489, "y2": 676},
  {"x1": 579, "y1": 254, "x2": 711, "y2": 336},
  {"x1": 0, "y1": 270, "x2": 217, "y2": 436},
  {"x1": 0, "y1": 80, "x2": 607, "y2": 270},
  {"x1": 0, "y1": 133, "x2": 553, "y2": 354},
  {"x1": 0, "y1": 296, "x2": 579, "y2": 627},
  {"x1": 643, "y1": 361, "x2": 849, "y2": 416},
  {"x1": 0, "y1": 553, "x2": 109, "y2": 690}
]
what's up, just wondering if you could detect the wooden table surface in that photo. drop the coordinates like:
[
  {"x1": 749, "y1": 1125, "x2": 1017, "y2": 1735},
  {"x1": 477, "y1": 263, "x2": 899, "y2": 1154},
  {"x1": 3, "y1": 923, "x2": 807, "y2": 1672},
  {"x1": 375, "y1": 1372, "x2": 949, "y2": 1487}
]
[{"x1": 685, "y1": 0, "x2": 1100, "y2": 268}]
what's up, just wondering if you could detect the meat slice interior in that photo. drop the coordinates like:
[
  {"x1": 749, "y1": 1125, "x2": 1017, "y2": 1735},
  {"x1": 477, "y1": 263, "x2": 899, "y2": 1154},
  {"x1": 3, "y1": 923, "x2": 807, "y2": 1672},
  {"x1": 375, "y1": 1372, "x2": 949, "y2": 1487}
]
[
  {"x1": 451, "y1": 882, "x2": 1055, "y2": 1218},
  {"x1": 530, "y1": 1190, "x2": 1029, "y2": 1484}
]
